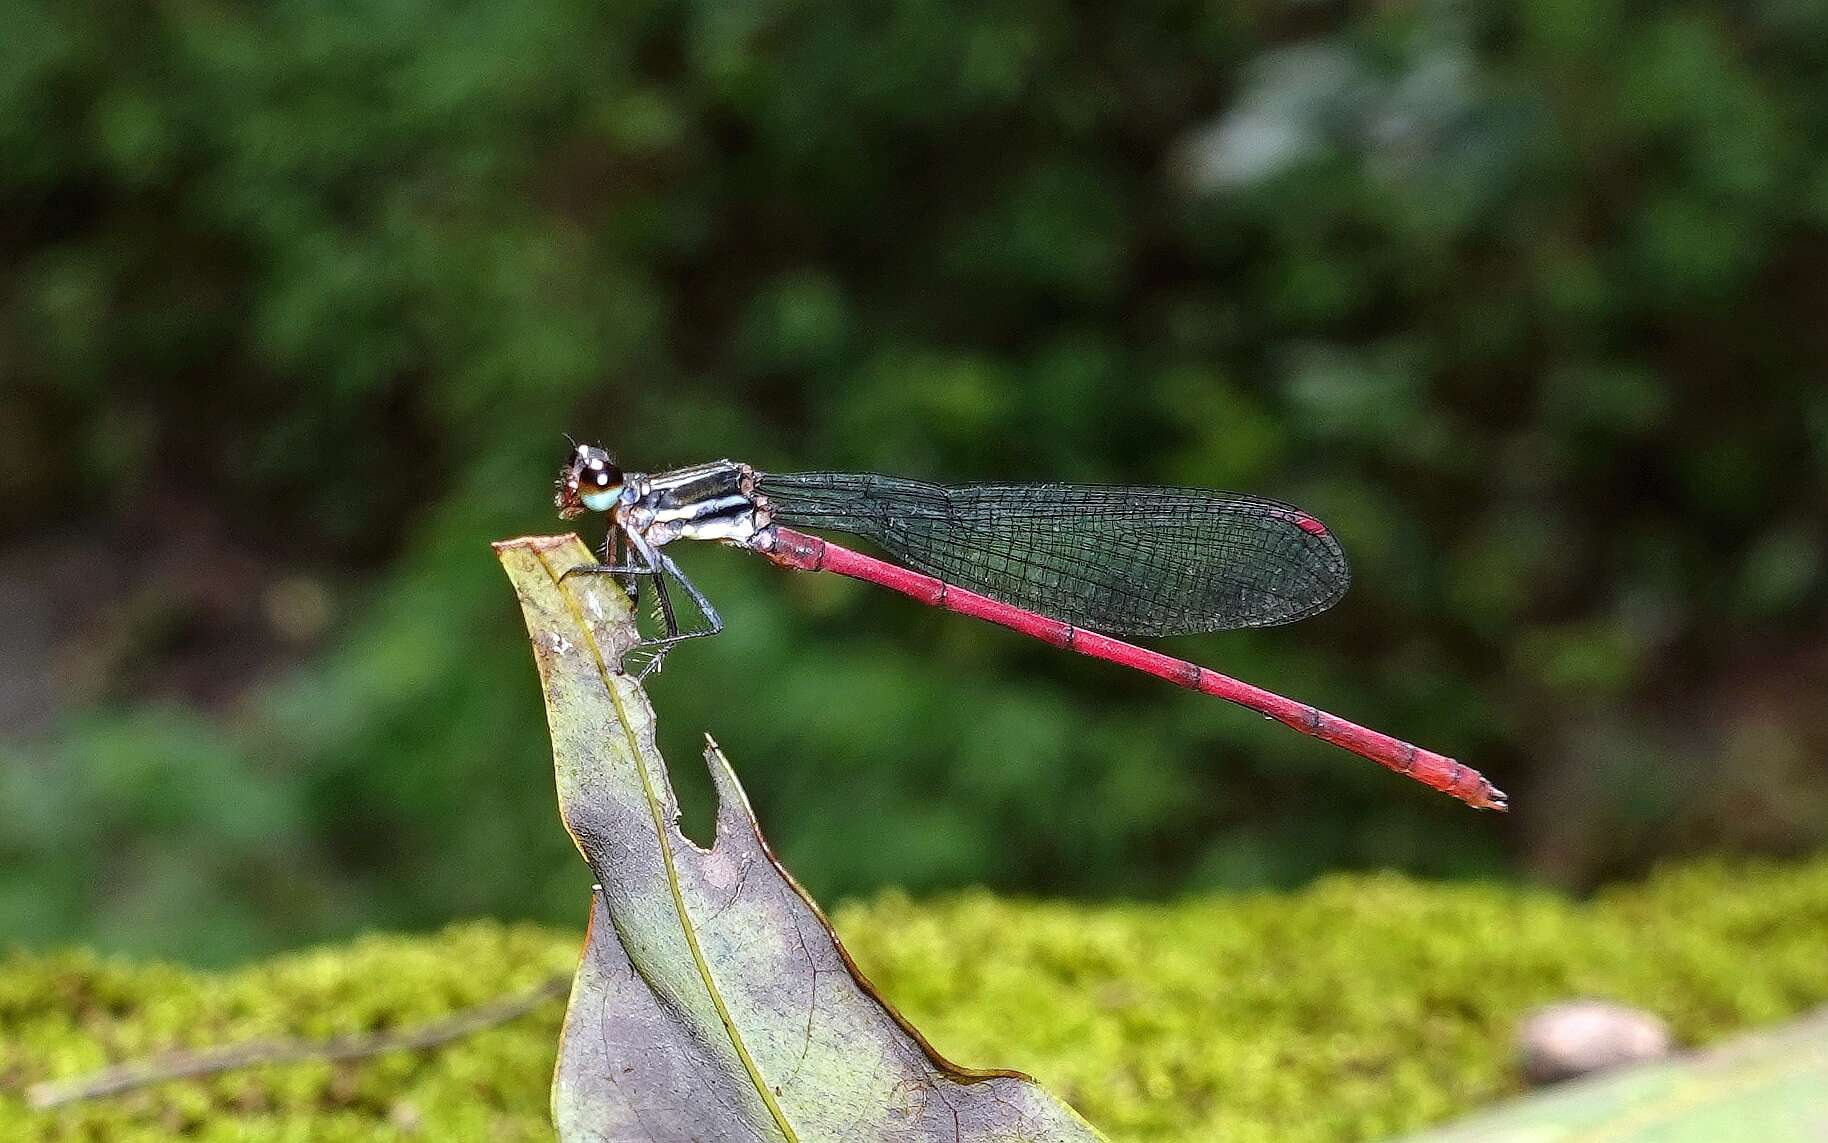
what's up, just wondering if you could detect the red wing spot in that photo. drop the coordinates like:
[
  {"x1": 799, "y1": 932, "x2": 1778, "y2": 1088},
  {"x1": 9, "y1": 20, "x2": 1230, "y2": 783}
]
[{"x1": 1293, "y1": 513, "x2": 1329, "y2": 537}]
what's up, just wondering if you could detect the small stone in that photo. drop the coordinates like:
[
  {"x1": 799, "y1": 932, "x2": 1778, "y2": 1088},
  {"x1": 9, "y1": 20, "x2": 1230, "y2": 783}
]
[
  {"x1": 389, "y1": 1100, "x2": 423, "y2": 1133},
  {"x1": 1518, "y1": 1000, "x2": 1673, "y2": 1085}
]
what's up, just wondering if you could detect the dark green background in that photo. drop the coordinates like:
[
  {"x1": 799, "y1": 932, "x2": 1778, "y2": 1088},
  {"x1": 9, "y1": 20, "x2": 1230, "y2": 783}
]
[{"x1": 5, "y1": 1, "x2": 1826, "y2": 964}]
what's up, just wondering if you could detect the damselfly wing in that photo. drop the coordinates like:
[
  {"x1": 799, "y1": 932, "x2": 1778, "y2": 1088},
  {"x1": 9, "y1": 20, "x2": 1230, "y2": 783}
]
[{"x1": 756, "y1": 472, "x2": 1349, "y2": 638}]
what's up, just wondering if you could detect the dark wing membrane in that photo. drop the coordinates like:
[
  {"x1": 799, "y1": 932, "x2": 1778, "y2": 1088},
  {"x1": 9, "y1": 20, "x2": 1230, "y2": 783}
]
[{"x1": 756, "y1": 472, "x2": 1350, "y2": 637}]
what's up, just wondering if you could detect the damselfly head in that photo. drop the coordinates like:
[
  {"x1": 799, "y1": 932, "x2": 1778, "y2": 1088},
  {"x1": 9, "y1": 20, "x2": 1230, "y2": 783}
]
[{"x1": 554, "y1": 442, "x2": 623, "y2": 519}]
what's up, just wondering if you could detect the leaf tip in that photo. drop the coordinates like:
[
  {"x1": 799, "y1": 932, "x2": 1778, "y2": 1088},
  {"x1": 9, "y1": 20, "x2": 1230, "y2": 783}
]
[{"x1": 492, "y1": 533, "x2": 586, "y2": 557}]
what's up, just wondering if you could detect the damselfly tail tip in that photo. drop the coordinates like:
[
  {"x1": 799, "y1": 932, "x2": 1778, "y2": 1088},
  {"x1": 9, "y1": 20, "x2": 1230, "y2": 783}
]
[{"x1": 1481, "y1": 783, "x2": 1510, "y2": 813}]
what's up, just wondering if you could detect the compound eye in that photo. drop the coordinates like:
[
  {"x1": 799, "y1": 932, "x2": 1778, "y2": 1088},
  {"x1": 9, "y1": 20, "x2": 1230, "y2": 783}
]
[
  {"x1": 581, "y1": 451, "x2": 622, "y2": 489},
  {"x1": 556, "y1": 441, "x2": 623, "y2": 517}
]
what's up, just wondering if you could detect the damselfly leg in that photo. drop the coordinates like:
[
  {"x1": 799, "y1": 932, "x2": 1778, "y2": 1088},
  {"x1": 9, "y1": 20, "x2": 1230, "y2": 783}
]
[{"x1": 560, "y1": 525, "x2": 724, "y2": 679}]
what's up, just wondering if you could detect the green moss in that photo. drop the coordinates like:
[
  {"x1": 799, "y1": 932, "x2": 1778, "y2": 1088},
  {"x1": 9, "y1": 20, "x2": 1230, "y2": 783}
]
[{"x1": 5, "y1": 857, "x2": 1828, "y2": 1141}]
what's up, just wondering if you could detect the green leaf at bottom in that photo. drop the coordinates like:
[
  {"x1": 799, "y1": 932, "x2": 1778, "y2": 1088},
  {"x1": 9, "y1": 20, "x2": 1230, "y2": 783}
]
[{"x1": 1401, "y1": 1007, "x2": 1828, "y2": 1142}]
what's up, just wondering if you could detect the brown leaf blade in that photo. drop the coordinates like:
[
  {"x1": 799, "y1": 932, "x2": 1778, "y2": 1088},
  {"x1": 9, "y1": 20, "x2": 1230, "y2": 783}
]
[{"x1": 495, "y1": 535, "x2": 1102, "y2": 1143}]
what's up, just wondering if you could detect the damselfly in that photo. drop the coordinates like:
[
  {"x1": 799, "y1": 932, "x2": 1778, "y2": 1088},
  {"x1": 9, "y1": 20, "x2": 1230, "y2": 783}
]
[{"x1": 554, "y1": 444, "x2": 1505, "y2": 810}]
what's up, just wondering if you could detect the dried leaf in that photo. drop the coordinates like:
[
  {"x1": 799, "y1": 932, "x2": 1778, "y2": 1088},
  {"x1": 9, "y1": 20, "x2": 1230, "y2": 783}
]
[{"x1": 496, "y1": 534, "x2": 1101, "y2": 1143}]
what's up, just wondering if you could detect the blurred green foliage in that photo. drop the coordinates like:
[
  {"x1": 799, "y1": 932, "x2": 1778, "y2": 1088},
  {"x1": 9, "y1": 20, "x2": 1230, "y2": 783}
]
[
  {"x1": 7, "y1": 857, "x2": 1828, "y2": 1140},
  {"x1": 5, "y1": 2, "x2": 1828, "y2": 961}
]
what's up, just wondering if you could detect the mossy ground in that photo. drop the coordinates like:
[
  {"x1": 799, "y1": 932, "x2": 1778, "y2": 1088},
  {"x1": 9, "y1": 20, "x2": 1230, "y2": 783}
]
[{"x1": 5, "y1": 856, "x2": 1827, "y2": 1141}]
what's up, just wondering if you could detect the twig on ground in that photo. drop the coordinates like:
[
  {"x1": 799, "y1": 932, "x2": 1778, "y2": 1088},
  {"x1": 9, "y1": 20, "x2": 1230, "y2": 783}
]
[{"x1": 26, "y1": 973, "x2": 572, "y2": 1110}]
